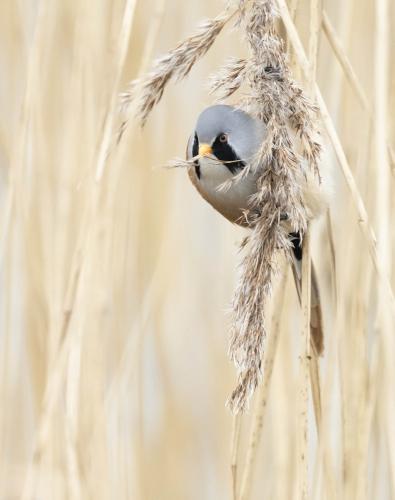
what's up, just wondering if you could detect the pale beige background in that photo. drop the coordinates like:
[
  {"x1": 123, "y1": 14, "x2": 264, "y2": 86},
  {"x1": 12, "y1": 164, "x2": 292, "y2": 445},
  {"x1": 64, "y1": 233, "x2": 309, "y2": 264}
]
[{"x1": 0, "y1": 0, "x2": 394, "y2": 499}]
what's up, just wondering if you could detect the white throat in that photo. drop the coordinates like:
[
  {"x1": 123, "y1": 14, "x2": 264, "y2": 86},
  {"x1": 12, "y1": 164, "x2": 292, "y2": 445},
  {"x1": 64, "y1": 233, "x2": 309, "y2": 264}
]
[
  {"x1": 197, "y1": 156, "x2": 258, "y2": 223},
  {"x1": 199, "y1": 156, "x2": 233, "y2": 189}
]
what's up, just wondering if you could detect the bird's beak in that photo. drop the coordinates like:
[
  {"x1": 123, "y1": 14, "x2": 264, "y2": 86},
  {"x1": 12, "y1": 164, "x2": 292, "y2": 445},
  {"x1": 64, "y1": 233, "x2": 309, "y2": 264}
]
[{"x1": 199, "y1": 143, "x2": 213, "y2": 157}]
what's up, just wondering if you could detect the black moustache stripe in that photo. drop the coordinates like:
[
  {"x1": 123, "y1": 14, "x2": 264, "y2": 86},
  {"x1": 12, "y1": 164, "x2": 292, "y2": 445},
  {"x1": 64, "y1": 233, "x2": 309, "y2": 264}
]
[
  {"x1": 192, "y1": 133, "x2": 246, "y2": 179},
  {"x1": 192, "y1": 133, "x2": 201, "y2": 179},
  {"x1": 211, "y1": 136, "x2": 246, "y2": 174}
]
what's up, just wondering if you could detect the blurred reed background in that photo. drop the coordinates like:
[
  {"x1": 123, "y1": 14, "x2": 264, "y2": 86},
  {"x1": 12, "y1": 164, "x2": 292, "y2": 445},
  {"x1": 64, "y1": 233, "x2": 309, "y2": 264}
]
[{"x1": 0, "y1": 0, "x2": 394, "y2": 499}]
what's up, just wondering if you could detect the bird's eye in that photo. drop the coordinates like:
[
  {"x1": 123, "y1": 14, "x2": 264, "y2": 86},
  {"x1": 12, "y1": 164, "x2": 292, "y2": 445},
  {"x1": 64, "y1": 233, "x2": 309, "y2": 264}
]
[{"x1": 219, "y1": 133, "x2": 228, "y2": 143}]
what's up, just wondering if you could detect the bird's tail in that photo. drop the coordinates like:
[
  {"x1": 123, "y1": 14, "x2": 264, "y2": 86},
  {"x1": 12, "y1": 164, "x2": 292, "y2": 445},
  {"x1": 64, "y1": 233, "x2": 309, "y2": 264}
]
[{"x1": 291, "y1": 254, "x2": 324, "y2": 357}]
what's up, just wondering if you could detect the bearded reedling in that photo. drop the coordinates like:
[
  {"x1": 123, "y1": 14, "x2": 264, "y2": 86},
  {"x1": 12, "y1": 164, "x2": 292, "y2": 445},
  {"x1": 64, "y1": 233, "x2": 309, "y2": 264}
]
[{"x1": 187, "y1": 104, "x2": 327, "y2": 356}]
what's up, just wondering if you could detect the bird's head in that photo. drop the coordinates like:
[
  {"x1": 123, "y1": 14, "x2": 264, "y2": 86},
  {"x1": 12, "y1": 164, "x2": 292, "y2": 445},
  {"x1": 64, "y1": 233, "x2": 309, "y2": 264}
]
[{"x1": 191, "y1": 105, "x2": 266, "y2": 173}]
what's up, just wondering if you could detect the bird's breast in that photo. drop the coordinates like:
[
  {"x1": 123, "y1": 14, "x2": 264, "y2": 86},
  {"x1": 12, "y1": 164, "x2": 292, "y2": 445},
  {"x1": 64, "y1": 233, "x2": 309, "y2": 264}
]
[{"x1": 191, "y1": 157, "x2": 258, "y2": 225}]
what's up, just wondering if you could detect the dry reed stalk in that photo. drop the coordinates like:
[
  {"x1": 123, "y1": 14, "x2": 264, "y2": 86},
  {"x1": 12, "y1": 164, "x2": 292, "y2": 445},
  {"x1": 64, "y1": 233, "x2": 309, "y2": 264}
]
[
  {"x1": 1, "y1": 0, "x2": 48, "y2": 311},
  {"x1": 321, "y1": 11, "x2": 395, "y2": 173},
  {"x1": 374, "y1": 0, "x2": 390, "y2": 270},
  {"x1": 311, "y1": 310, "x2": 339, "y2": 500},
  {"x1": 340, "y1": 299, "x2": 369, "y2": 499},
  {"x1": 285, "y1": 0, "x2": 299, "y2": 60},
  {"x1": 317, "y1": 92, "x2": 395, "y2": 310},
  {"x1": 2, "y1": 4, "x2": 65, "y2": 497},
  {"x1": 308, "y1": 0, "x2": 321, "y2": 88},
  {"x1": 278, "y1": 0, "x2": 395, "y2": 315},
  {"x1": 94, "y1": 0, "x2": 138, "y2": 182},
  {"x1": 238, "y1": 267, "x2": 288, "y2": 500},
  {"x1": 325, "y1": 209, "x2": 338, "y2": 306},
  {"x1": 78, "y1": 1, "x2": 167, "y2": 493},
  {"x1": 230, "y1": 413, "x2": 241, "y2": 500},
  {"x1": 321, "y1": 11, "x2": 369, "y2": 111},
  {"x1": 282, "y1": 4, "x2": 394, "y2": 489},
  {"x1": 297, "y1": 229, "x2": 311, "y2": 499},
  {"x1": 309, "y1": 353, "x2": 322, "y2": 428},
  {"x1": 374, "y1": 2, "x2": 395, "y2": 485},
  {"x1": 21, "y1": 1, "x2": 138, "y2": 497},
  {"x1": 305, "y1": 0, "x2": 323, "y2": 446}
]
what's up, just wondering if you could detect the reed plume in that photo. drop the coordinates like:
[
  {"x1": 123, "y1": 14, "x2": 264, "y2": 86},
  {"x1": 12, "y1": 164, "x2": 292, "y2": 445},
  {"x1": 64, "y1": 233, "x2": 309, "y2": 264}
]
[{"x1": 128, "y1": 0, "x2": 322, "y2": 412}]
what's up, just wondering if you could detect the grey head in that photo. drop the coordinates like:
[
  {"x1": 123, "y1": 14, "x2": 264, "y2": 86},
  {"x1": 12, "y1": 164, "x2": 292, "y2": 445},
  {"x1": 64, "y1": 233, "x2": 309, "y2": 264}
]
[{"x1": 189, "y1": 105, "x2": 266, "y2": 168}]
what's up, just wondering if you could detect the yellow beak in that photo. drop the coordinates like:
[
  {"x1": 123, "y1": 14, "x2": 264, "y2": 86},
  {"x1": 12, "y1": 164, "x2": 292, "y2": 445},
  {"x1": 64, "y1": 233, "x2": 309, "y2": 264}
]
[{"x1": 198, "y1": 143, "x2": 213, "y2": 157}]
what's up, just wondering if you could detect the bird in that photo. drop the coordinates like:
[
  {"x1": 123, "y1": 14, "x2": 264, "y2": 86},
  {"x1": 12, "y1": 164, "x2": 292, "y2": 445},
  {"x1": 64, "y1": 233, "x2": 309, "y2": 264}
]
[{"x1": 186, "y1": 104, "x2": 325, "y2": 355}]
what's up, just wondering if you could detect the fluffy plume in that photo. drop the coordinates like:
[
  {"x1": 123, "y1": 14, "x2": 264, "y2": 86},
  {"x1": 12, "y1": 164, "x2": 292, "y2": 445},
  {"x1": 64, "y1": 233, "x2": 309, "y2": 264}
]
[
  {"x1": 216, "y1": 0, "x2": 320, "y2": 412},
  {"x1": 128, "y1": 0, "x2": 322, "y2": 412},
  {"x1": 121, "y1": 10, "x2": 233, "y2": 129},
  {"x1": 209, "y1": 58, "x2": 248, "y2": 100}
]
